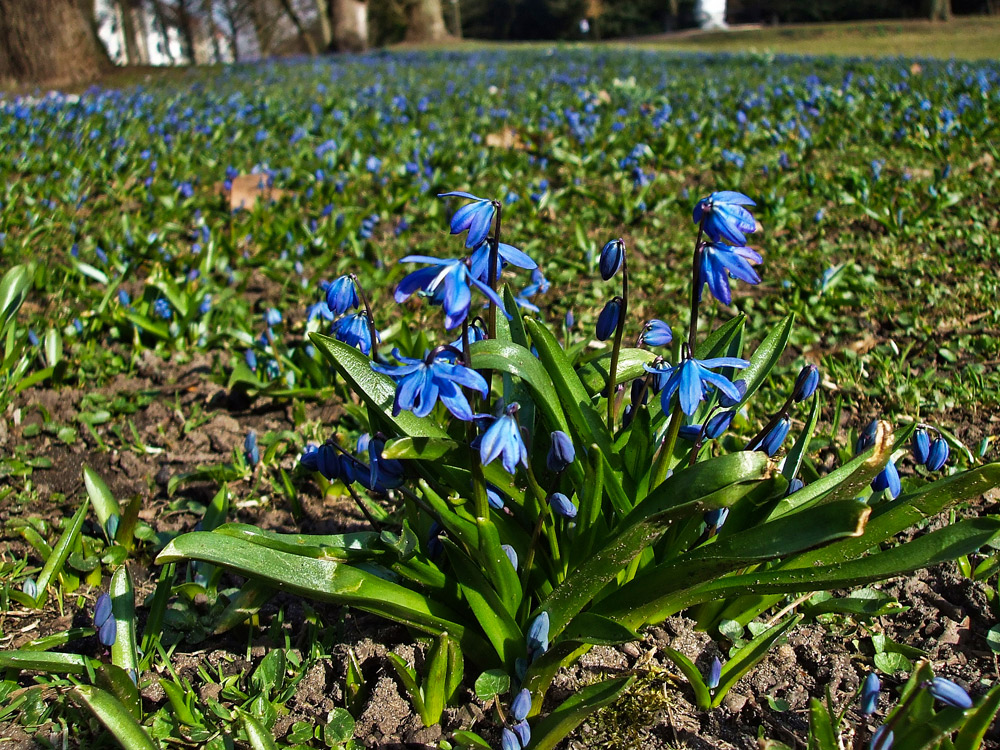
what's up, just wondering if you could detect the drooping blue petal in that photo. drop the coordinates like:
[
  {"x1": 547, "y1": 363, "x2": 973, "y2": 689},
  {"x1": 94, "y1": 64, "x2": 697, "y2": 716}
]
[
  {"x1": 395, "y1": 266, "x2": 441, "y2": 302},
  {"x1": 677, "y1": 360, "x2": 705, "y2": 415}
]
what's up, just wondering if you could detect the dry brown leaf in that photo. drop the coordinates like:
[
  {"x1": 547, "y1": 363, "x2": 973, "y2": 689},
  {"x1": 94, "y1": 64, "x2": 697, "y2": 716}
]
[
  {"x1": 213, "y1": 173, "x2": 291, "y2": 211},
  {"x1": 485, "y1": 127, "x2": 527, "y2": 151}
]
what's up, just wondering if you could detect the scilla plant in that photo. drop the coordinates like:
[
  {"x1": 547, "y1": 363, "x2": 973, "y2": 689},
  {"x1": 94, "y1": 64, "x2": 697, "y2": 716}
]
[{"x1": 158, "y1": 189, "x2": 1000, "y2": 748}]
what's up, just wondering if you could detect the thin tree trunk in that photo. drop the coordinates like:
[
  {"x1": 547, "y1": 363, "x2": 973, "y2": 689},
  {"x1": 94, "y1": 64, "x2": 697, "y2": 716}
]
[
  {"x1": 446, "y1": 0, "x2": 460, "y2": 38},
  {"x1": 201, "y1": 0, "x2": 223, "y2": 62},
  {"x1": 276, "y1": 0, "x2": 318, "y2": 54},
  {"x1": 118, "y1": 0, "x2": 142, "y2": 63},
  {"x1": 149, "y1": 0, "x2": 177, "y2": 63},
  {"x1": 175, "y1": 0, "x2": 199, "y2": 63},
  {"x1": 0, "y1": 0, "x2": 110, "y2": 86},
  {"x1": 330, "y1": 0, "x2": 367, "y2": 52},
  {"x1": 404, "y1": 0, "x2": 448, "y2": 43},
  {"x1": 247, "y1": 0, "x2": 276, "y2": 57},
  {"x1": 314, "y1": 0, "x2": 333, "y2": 47}
]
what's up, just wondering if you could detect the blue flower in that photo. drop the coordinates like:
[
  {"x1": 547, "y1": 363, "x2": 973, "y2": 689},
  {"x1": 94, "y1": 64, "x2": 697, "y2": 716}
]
[
  {"x1": 371, "y1": 348, "x2": 488, "y2": 422},
  {"x1": 501, "y1": 728, "x2": 520, "y2": 750},
  {"x1": 439, "y1": 191, "x2": 496, "y2": 248},
  {"x1": 299, "y1": 443, "x2": 344, "y2": 482},
  {"x1": 548, "y1": 492, "x2": 578, "y2": 519},
  {"x1": 264, "y1": 308, "x2": 282, "y2": 326},
  {"x1": 641, "y1": 319, "x2": 673, "y2": 347},
  {"x1": 758, "y1": 417, "x2": 791, "y2": 457},
  {"x1": 307, "y1": 301, "x2": 335, "y2": 322},
  {"x1": 153, "y1": 298, "x2": 172, "y2": 320},
  {"x1": 707, "y1": 657, "x2": 722, "y2": 690},
  {"x1": 705, "y1": 410, "x2": 735, "y2": 439},
  {"x1": 705, "y1": 507, "x2": 729, "y2": 530},
  {"x1": 645, "y1": 356, "x2": 749, "y2": 417},
  {"x1": 469, "y1": 241, "x2": 537, "y2": 285},
  {"x1": 792, "y1": 364, "x2": 820, "y2": 402},
  {"x1": 244, "y1": 349, "x2": 258, "y2": 372},
  {"x1": 94, "y1": 592, "x2": 116, "y2": 647},
  {"x1": 596, "y1": 298, "x2": 622, "y2": 341},
  {"x1": 520, "y1": 268, "x2": 550, "y2": 298},
  {"x1": 395, "y1": 255, "x2": 508, "y2": 330},
  {"x1": 872, "y1": 460, "x2": 901, "y2": 498},
  {"x1": 526, "y1": 611, "x2": 550, "y2": 661},
  {"x1": 511, "y1": 689, "x2": 531, "y2": 722},
  {"x1": 699, "y1": 241, "x2": 762, "y2": 305},
  {"x1": 693, "y1": 191, "x2": 757, "y2": 246},
  {"x1": 927, "y1": 438, "x2": 949, "y2": 471},
  {"x1": 925, "y1": 678, "x2": 972, "y2": 709},
  {"x1": 546, "y1": 431, "x2": 575, "y2": 472},
  {"x1": 480, "y1": 404, "x2": 528, "y2": 475},
  {"x1": 365, "y1": 436, "x2": 405, "y2": 492},
  {"x1": 870, "y1": 724, "x2": 894, "y2": 750},
  {"x1": 326, "y1": 275, "x2": 360, "y2": 316},
  {"x1": 861, "y1": 672, "x2": 881, "y2": 715},
  {"x1": 244, "y1": 430, "x2": 259, "y2": 467},
  {"x1": 856, "y1": 419, "x2": 880, "y2": 454},
  {"x1": 719, "y1": 378, "x2": 747, "y2": 407},
  {"x1": 501, "y1": 544, "x2": 518, "y2": 569},
  {"x1": 332, "y1": 312, "x2": 377, "y2": 355},
  {"x1": 512, "y1": 720, "x2": 530, "y2": 747},
  {"x1": 599, "y1": 238, "x2": 624, "y2": 280},
  {"x1": 912, "y1": 429, "x2": 931, "y2": 465}
]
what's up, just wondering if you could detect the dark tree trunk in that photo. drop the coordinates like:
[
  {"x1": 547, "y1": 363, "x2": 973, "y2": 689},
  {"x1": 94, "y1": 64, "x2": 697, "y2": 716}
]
[
  {"x1": 929, "y1": 0, "x2": 952, "y2": 20},
  {"x1": 276, "y1": 0, "x2": 319, "y2": 54},
  {"x1": 117, "y1": 0, "x2": 147, "y2": 64},
  {"x1": 149, "y1": 0, "x2": 177, "y2": 63},
  {"x1": 175, "y1": 0, "x2": 199, "y2": 63},
  {"x1": 404, "y1": 0, "x2": 448, "y2": 43},
  {"x1": 330, "y1": 0, "x2": 367, "y2": 52},
  {"x1": 0, "y1": 0, "x2": 110, "y2": 86}
]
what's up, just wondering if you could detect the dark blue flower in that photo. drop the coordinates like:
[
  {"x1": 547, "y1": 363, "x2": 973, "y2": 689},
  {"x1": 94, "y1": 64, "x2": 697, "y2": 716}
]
[
  {"x1": 512, "y1": 689, "x2": 531, "y2": 722},
  {"x1": 526, "y1": 611, "x2": 550, "y2": 661},
  {"x1": 792, "y1": 364, "x2": 820, "y2": 402},
  {"x1": 548, "y1": 492, "x2": 578, "y2": 519},
  {"x1": 299, "y1": 443, "x2": 344, "y2": 482},
  {"x1": 706, "y1": 410, "x2": 735, "y2": 439},
  {"x1": 856, "y1": 419, "x2": 879, "y2": 454},
  {"x1": 264, "y1": 308, "x2": 282, "y2": 326},
  {"x1": 480, "y1": 404, "x2": 528, "y2": 475},
  {"x1": 641, "y1": 319, "x2": 673, "y2": 347},
  {"x1": 693, "y1": 191, "x2": 757, "y2": 246},
  {"x1": 501, "y1": 727, "x2": 520, "y2": 750},
  {"x1": 94, "y1": 592, "x2": 116, "y2": 647},
  {"x1": 705, "y1": 507, "x2": 729, "y2": 530},
  {"x1": 645, "y1": 356, "x2": 749, "y2": 417},
  {"x1": 371, "y1": 349, "x2": 488, "y2": 422},
  {"x1": 546, "y1": 431, "x2": 575, "y2": 472},
  {"x1": 244, "y1": 349, "x2": 258, "y2": 372},
  {"x1": 707, "y1": 657, "x2": 722, "y2": 690},
  {"x1": 502, "y1": 544, "x2": 518, "y2": 569},
  {"x1": 395, "y1": 255, "x2": 507, "y2": 330},
  {"x1": 153, "y1": 298, "x2": 172, "y2": 320},
  {"x1": 870, "y1": 724, "x2": 894, "y2": 750},
  {"x1": 596, "y1": 298, "x2": 622, "y2": 341},
  {"x1": 326, "y1": 275, "x2": 360, "y2": 316},
  {"x1": 244, "y1": 430, "x2": 259, "y2": 467},
  {"x1": 439, "y1": 191, "x2": 496, "y2": 248},
  {"x1": 861, "y1": 672, "x2": 881, "y2": 715},
  {"x1": 469, "y1": 241, "x2": 537, "y2": 285},
  {"x1": 927, "y1": 438, "x2": 949, "y2": 471},
  {"x1": 364, "y1": 436, "x2": 404, "y2": 492},
  {"x1": 872, "y1": 460, "x2": 901, "y2": 498},
  {"x1": 332, "y1": 312, "x2": 377, "y2": 355},
  {"x1": 719, "y1": 378, "x2": 747, "y2": 408},
  {"x1": 698, "y1": 241, "x2": 762, "y2": 305},
  {"x1": 787, "y1": 477, "x2": 805, "y2": 495},
  {"x1": 925, "y1": 678, "x2": 972, "y2": 709},
  {"x1": 599, "y1": 238, "x2": 624, "y2": 280},
  {"x1": 758, "y1": 417, "x2": 791, "y2": 457},
  {"x1": 912, "y1": 429, "x2": 931, "y2": 465},
  {"x1": 512, "y1": 720, "x2": 530, "y2": 747}
]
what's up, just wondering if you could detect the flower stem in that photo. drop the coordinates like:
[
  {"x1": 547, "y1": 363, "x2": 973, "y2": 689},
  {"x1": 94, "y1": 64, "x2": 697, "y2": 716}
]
[
  {"x1": 745, "y1": 393, "x2": 795, "y2": 451},
  {"x1": 606, "y1": 259, "x2": 629, "y2": 429},
  {"x1": 651, "y1": 403, "x2": 684, "y2": 489},
  {"x1": 350, "y1": 273, "x2": 379, "y2": 357},
  {"x1": 487, "y1": 200, "x2": 503, "y2": 339},
  {"x1": 687, "y1": 219, "x2": 706, "y2": 350}
]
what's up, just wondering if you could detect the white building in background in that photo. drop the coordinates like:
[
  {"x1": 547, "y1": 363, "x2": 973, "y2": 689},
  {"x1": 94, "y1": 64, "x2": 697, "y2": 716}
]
[{"x1": 695, "y1": 0, "x2": 728, "y2": 29}]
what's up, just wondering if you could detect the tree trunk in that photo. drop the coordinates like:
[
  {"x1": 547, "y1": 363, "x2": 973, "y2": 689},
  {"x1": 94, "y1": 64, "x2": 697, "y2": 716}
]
[
  {"x1": 276, "y1": 0, "x2": 319, "y2": 54},
  {"x1": 314, "y1": 0, "x2": 333, "y2": 47},
  {"x1": 928, "y1": 0, "x2": 952, "y2": 20},
  {"x1": 404, "y1": 0, "x2": 448, "y2": 43},
  {"x1": 149, "y1": 0, "x2": 177, "y2": 63},
  {"x1": 117, "y1": 0, "x2": 147, "y2": 64},
  {"x1": 0, "y1": 0, "x2": 110, "y2": 86},
  {"x1": 247, "y1": 0, "x2": 278, "y2": 57},
  {"x1": 330, "y1": 0, "x2": 367, "y2": 52},
  {"x1": 175, "y1": 0, "x2": 199, "y2": 63}
]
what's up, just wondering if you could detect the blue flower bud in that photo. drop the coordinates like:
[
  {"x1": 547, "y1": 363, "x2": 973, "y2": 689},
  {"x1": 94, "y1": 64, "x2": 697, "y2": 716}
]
[
  {"x1": 118, "y1": 290, "x2": 131, "y2": 307},
  {"x1": 704, "y1": 507, "x2": 729, "y2": 530},
  {"x1": 861, "y1": 672, "x2": 881, "y2": 715},
  {"x1": 501, "y1": 544, "x2": 518, "y2": 570},
  {"x1": 244, "y1": 430, "x2": 259, "y2": 467},
  {"x1": 21, "y1": 578, "x2": 37, "y2": 598},
  {"x1": 27, "y1": 329, "x2": 39, "y2": 347},
  {"x1": 106, "y1": 515, "x2": 120, "y2": 540},
  {"x1": 326, "y1": 275, "x2": 360, "y2": 316},
  {"x1": 870, "y1": 725, "x2": 894, "y2": 750},
  {"x1": 856, "y1": 419, "x2": 879, "y2": 455},
  {"x1": 911, "y1": 429, "x2": 930, "y2": 465},
  {"x1": 512, "y1": 688, "x2": 531, "y2": 721},
  {"x1": 565, "y1": 310, "x2": 575, "y2": 329},
  {"x1": 526, "y1": 612, "x2": 550, "y2": 661},
  {"x1": 792, "y1": 364, "x2": 820, "y2": 402},
  {"x1": 501, "y1": 727, "x2": 520, "y2": 750},
  {"x1": 872, "y1": 461, "x2": 901, "y2": 498},
  {"x1": 487, "y1": 486, "x2": 506, "y2": 510},
  {"x1": 244, "y1": 349, "x2": 257, "y2": 372},
  {"x1": 513, "y1": 720, "x2": 530, "y2": 747},
  {"x1": 679, "y1": 425, "x2": 703, "y2": 442},
  {"x1": 596, "y1": 298, "x2": 622, "y2": 341},
  {"x1": 263, "y1": 308, "x2": 282, "y2": 326},
  {"x1": 927, "y1": 438, "x2": 949, "y2": 471},
  {"x1": 599, "y1": 238, "x2": 625, "y2": 280},
  {"x1": 706, "y1": 410, "x2": 735, "y2": 439},
  {"x1": 547, "y1": 431, "x2": 575, "y2": 473},
  {"x1": 760, "y1": 417, "x2": 791, "y2": 457},
  {"x1": 642, "y1": 319, "x2": 673, "y2": 347},
  {"x1": 548, "y1": 492, "x2": 578, "y2": 519},
  {"x1": 153, "y1": 298, "x2": 172, "y2": 320},
  {"x1": 925, "y1": 678, "x2": 973, "y2": 709},
  {"x1": 786, "y1": 477, "x2": 804, "y2": 495},
  {"x1": 94, "y1": 592, "x2": 117, "y2": 647},
  {"x1": 707, "y1": 657, "x2": 722, "y2": 690},
  {"x1": 718, "y1": 379, "x2": 747, "y2": 408}
]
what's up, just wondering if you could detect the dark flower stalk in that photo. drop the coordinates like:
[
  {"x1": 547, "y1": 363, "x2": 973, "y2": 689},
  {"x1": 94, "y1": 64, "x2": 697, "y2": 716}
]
[
  {"x1": 486, "y1": 199, "x2": 503, "y2": 339},
  {"x1": 688, "y1": 217, "x2": 707, "y2": 348},
  {"x1": 607, "y1": 255, "x2": 629, "y2": 428},
  {"x1": 349, "y1": 273, "x2": 379, "y2": 358}
]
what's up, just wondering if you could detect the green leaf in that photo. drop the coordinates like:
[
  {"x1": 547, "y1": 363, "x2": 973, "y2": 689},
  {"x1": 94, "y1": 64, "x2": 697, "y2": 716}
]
[
  {"x1": 469, "y1": 338, "x2": 571, "y2": 435},
  {"x1": 324, "y1": 707, "x2": 355, "y2": 744},
  {"x1": 560, "y1": 613, "x2": 640, "y2": 646},
  {"x1": 240, "y1": 709, "x2": 279, "y2": 750},
  {"x1": 782, "y1": 393, "x2": 820, "y2": 484},
  {"x1": 954, "y1": 683, "x2": 1000, "y2": 750},
  {"x1": 712, "y1": 615, "x2": 801, "y2": 707},
  {"x1": 0, "y1": 650, "x2": 96, "y2": 674},
  {"x1": 0, "y1": 264, "x2": 32, "y2": 336},
  {"x1": 737, "y1": 313, "x2": 795, "y2": 406},
  {"x1": 873, "y1": 652, "x2": 911, "y2": 674},
  {"x1": 474, "y1": 669, "x2": 510, "y2": 703},
  {"x1": 34, "y1": 498, "x2": 89, "y2": 606},
  {"x1": 70, "y1": 686, "x2": 158, "y2": 750},
  {"x1": 156, "y1": 531, "x2": 492, "y2": 660},
  {"x1": 383, "y1": 436, "x2": 460, "y2": 460},
  {"x1": 310, "y1": 332, "x2": 448, "y2": 439},
  {"x1": 84, "y1": 466, "x2": 121, "y2": 542},
  {"x1": 251, "y1": 649, "x2": 286, "y2": 695},
  {"x1": 529, "y1": 676, "x2": 635, "y2": 750},
  {"x1": 806, "y1": 698, "x2": 839, "y2": 750},
  {"x1": 109, "y1": 565, "x2": 140, "y2": 679},
  {"x1": 986, "y1": 625, "x2": 1000, "y2": 654},
  {"x1": 659, "y1": 647, "x2": 711, "y2": 710},
  {"x1": 452, "y1": 730, "x2": 492, "y2": 749},
  {"x1": 212, "y1": 579, "x2": 275, "y2": 635},
  {"x1": 579, "y1": 347, "x2": 656, "y2": 397},
  {"x1": 212, "y1": 522, "x2": 387, "y2": 562},
  {"x1": 694, "y1": 315, "x2": 746, "y2": 360}
]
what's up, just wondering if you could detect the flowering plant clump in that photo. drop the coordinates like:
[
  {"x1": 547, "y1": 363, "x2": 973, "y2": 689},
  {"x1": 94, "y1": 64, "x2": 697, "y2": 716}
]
[{"x1": 159, "y1": 189, "x2": 1000, "y2": 748}]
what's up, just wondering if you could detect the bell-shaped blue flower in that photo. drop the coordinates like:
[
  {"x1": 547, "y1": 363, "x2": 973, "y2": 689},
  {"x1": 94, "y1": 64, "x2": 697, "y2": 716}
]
[
  {"x1": 871, "y1": 724, "x2": 894, "y2": 750},
  {"x1": 300, "y1": 443, "x2": 344, "y2": 482},
  {"x1": 332, "y1": 312, "x2": 377, "y2": 355},
  {"x1": 645, "y1": 356, "x2": 749, "y2": 417},
  {"x1": 719, "y1": 378, "x2": 747, "y2": 408},
  {"x1": 469, "y1": 241, "x2": 536, "y2": 285},
  {"x1": 526, "y1": 611, "x2": 550, "y2": 661},
  {"x1": 707, "y1": 657, "x2": 722, "y2": 690},
  {"x1": 599, "y1": 238, "x2": 624, "y2": 280},
  {"x1": 758, "y1": 417, "x2": 791, "y2": 457},
  {"x1": 706, "y1": 410, "x2": 735, "y2": 439},
  {"x1": 326, "y1": 275, "x2": 360, "y2": 316},
  {"x1": 792, "y1": 364, "x2": 820, "y2": 402},
  {"x1": 511, "y1": 689, "x2": 531, "y2": 722},
  {"x1": 546, "y1": 431, "x2": 575, "y2": 472},
  {"x1": 244, "y1": 430, "x2": 259, "y2": 467},
  {"x1": 94, "y1": 592, "x2": 117, "y2": 647},
  {"x1": 912, "y1": 429, "x2": 931, "y2": 465},
  {"x1": 596, "y1": 298, "x2": 622, "y2": 341},
  {"x1": 548, "y1": 492, "x2": 578, "y2": 519},
  {"x1": 153, "y1": 298, "x2": 172, "y2": 320},
  {"x1": 705, "y1": 507, "x2": 729, "y2": 530},
  {"x1": 371, "y1": 348, "x2": 488, "y2": 422},
  {"x1": 479, "y1": 404, "x2": 528, "y2": 475},
  {"x1": 925, "y1": 677, "x2": 973, "y2": 709},
  {"x1": 501, "y1": 727, "x2": 520, "y2": 750},
  {"x1": 395, "y1": 255, "x2": 508, "y2": 330},
  {"x1": 927, "y1": 438, "x2": 949, "y2": 471},
  {"x1": 872, "y1": 460, "x2": 901, "y2": 498},
  {"x1": 439, "y1": 191, "x2": 496, "y2": 248},
  {"x1": 699, "y1": 241, "x2": 762, "y2": 305},
  {"x1": 641, "y1": 319, "x2": 673, "y2": 347},
  {"x1": 693, "y1": 191, "x2": 757, "y2": 246},
  {"x1": 513, "y1": 720, "x2": 530, "y2": 747},
  {"x1": 787, "y1": 477, "x2": 805, "y2": 495},
  {"x1": 856, "y1": 419, "x2": 879, "y2": 454},
  {"x1": 861, "y1": 672, "x2": 881, "y2": 715},
  {"x1": 501, "y1": 544, "x2": 518, "y2": 569},
  {"x1": 264, "y1": 308, "x2": 282, "y2": 326}
]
